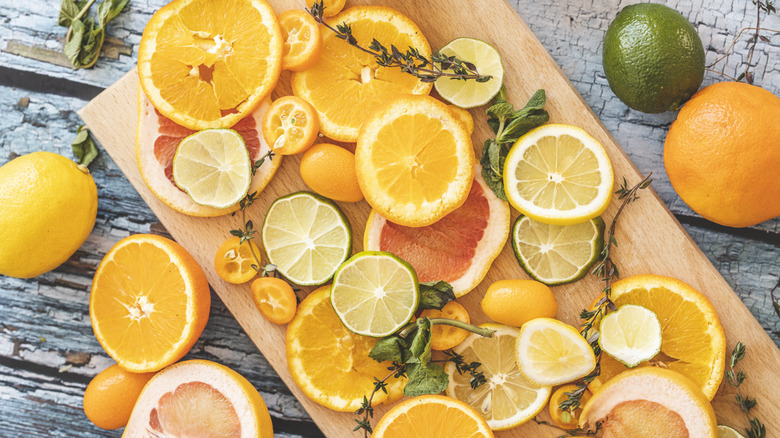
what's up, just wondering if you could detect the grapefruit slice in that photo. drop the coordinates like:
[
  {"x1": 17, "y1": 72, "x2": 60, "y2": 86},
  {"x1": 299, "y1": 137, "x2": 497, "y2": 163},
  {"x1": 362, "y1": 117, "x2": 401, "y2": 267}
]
[
  {"x1": 364, "y1": 167, "x2": 510, "y2": 296},
  {"x1": 124, "y1": 359, "x2": 273, "y2": 437},
  {"x1": 136, "y1": 88, "x2": 282, "y2": 217}
]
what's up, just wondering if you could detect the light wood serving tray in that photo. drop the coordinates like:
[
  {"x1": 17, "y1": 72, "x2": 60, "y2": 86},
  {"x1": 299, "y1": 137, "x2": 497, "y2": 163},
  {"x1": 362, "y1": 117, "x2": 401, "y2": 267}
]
[{"x1": 79, "y1": 0, "x2": 780, "y2": 435}]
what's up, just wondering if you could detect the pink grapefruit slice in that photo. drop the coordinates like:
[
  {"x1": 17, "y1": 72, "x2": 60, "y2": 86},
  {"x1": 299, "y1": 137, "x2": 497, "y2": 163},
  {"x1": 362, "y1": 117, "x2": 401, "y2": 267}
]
[
  {"x1": 136, "y1": 87, "x2": 282, "y2": 217},
  {"x1": 364, "y1": 166, "x2": 510, "y2": 296},
  {"x1": 124, "y1": 359, "x2": 274, "y2": 437}
]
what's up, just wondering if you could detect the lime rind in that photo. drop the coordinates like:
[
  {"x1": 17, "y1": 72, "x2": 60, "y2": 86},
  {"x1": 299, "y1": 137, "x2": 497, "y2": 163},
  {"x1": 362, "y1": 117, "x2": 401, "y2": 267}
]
[
  {"x1": 261, "y1": 191, "x2": 352, "y2": 286},
  {"x1": 718, "y1": 425, "x2": 746, "y2": 438},
  {"x1": 172, "y1": 129, "x2": 251, "y2": 209},
  {"x1": 434, "y1": 37, "x2": 504, "y2": 108},
  {"x1": 598, "y1": 304, "x2": 662, "y2": 368},
  {"x1": 330, "y1": 251, "x2": 419, "y2": 338},
  {"x1": 511, "y1": 215, "x2": 605, "y2": 286}
]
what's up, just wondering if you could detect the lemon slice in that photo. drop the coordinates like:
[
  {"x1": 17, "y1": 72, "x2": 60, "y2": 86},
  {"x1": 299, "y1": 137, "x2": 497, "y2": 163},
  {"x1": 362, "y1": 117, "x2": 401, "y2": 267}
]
[
  {"x1": 718, "y1": 425, "x2": 746, "y2": 438},
  {"x1": 599, "y1": 304, "x2": 662, "y2": 368},
  {"x1": 434, "y1": 38, "x2": 504, "y2": 108},
  {"x1": 515, "y1": 318, "x2": 596, "y2": 386},
  {"x1": 172, "y1": 129, "x2": 252, "y2": 209},
  {"x1": 512, "y1": 215, "x2": 604, "y2": 285},
  {"x1": 504, "y1": 124, "x2": 614, "y2": 225},
  {"x1": 261, "y1": 192, "x2": 351, "y2": 286},
  {"x1": 446, "y1": 323, "x2": 551, "y2": 431},
  {"x1": 330, "y1": 251, "x2": 419, "y2": 337}
]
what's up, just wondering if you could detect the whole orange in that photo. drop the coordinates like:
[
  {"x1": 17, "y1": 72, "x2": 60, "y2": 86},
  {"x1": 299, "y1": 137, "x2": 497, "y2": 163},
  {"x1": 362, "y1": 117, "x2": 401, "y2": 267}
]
[
  {"x1": 299, "y1": 143, "x2": 363, "y2": 202},
  {"x1": 664, "y1": 81, "x2": 780, "y2": 227},
  {"x1": 83, "y1": 364, "x2": 155, "y2": 429}
]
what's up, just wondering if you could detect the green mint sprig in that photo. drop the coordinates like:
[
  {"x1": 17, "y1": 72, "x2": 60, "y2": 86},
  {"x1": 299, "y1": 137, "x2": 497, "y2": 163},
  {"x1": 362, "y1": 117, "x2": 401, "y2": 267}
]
[{"x1": 58, "y1": 0, "x2": 129, "y2": 69}]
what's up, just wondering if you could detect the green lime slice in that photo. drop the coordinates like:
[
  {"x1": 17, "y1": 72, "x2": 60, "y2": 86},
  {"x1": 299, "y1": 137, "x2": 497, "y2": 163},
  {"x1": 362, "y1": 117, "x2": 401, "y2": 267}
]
[
  {"x1": 262, "y1": 191, "x2": 352, "y2": 286},
  {"x1": 718, "y1": 425, "x2": 746, "y2": 438},
  {"x1": 172, "y1": 128, "x2": 251, "y2": 209},
  {"x1": 331, "y1": 251, "x2": 419, "y2": 337},
  {"x1": 511, "y1": 215, "x2": 604, "y2": 285},
  {"x1": 599, "y1": 304, "x2": 662, "y2": 368},
  {"x1": 434, "y1": 37, "x2": 504, "y2": 108}
]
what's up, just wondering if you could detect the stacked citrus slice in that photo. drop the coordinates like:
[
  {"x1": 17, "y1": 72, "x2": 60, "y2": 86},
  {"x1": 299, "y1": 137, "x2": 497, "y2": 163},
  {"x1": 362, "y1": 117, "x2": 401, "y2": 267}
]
[
  {"x1": 292, "y1": 6, "x2": 433, "y2": 141},
  {"x1": 137, "y1": 0, "x2": 283, "y2": 130}
]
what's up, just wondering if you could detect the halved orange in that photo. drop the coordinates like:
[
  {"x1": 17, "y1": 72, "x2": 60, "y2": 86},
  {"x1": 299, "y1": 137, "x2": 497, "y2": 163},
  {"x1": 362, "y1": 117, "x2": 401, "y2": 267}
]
[
  {"x1": 372, "y1": 395, "x2": 494, "y2": 438},
  {"x1": 356, "y1": 94, "x2": 474, "y2": 227},
  {"x1": 90, "y1": 234, "x2": 210, "y2": 373},
  {"x1": 591, "y1": 274, "x2": 726, "y2": 400},
  {"x1": 291, "y1": 6, "x2": 433, "y2": 142},
  {"x1": 262, "y1": 96, "x2": 319, "y2": 155},
  {"x1": 124, "y1": 359, "x2": 274, "y2": 437},
  {"x1": 279, "y1": 9, "x2": 322, "y2": 72},
  {"x1": 137, "y1": 0, "x2": 283, "y2": 130}
]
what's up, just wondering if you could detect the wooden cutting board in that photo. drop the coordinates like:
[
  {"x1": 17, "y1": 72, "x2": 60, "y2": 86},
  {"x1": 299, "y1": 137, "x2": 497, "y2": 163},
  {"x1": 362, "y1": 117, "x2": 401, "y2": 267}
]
[{"x1": 79, "y1": 0, "x2": 780, "y2": 435}]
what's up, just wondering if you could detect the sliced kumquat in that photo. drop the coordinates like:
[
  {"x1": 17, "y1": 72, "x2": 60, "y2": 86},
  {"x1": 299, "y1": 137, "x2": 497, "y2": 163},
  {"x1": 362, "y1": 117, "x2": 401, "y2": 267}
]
[
  {"x1": 262, "y1": 96, "x2": 320, "y2": 155},
  {"x1": 214, "y1": 236, "x2": 261, "y2": 284},
  {"x1": 305, "y1": 0, "x2": 345, "y2": 17},
  {"x1": 420, "y1": 302, "x2": 470, "y2": 351},
  {"x1": 251, "y1": 277, "x2": 297, "y2": 325},
  {"x1": 279, "y1": 9, "x2": 323, "y2": 72},
  {"x1": 549, "y1": 384, "x2": 592, "y2": 430}
]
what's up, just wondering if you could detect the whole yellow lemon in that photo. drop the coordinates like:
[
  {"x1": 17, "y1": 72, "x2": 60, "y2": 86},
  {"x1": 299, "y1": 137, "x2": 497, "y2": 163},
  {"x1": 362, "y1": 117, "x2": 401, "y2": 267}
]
[
  {"x1": 481, "y1": 279, "x2": 558, "y2": 327},
  {"x1": 0, "y1": 152, "x2": 97, "y2": 278}
]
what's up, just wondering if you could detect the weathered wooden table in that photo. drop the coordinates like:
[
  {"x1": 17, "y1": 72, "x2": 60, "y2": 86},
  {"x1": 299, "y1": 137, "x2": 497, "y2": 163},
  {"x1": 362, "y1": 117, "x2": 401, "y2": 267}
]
[{"x1": 1, "y1": 0, "x2": 778, "y2": 436}]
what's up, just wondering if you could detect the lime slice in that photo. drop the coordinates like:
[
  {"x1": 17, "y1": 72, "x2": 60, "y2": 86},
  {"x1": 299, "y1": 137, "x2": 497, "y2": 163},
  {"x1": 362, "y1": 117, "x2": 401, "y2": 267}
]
[
  {"x1": 330, "y1": 251, "x2": 419, "y2": 337},
  {"x1": 599, "y1": 304, "x2": 662, "y2": 368},
  {"x1": 434, "y1": 38, "x2": 504, "y2": 108},
  {"x1": 504, "y1": 124, "x2": 614, "y2": 225},
  {"x1": 172, "y1": 129, "x2": 251, "y2": 209},
  {"x1": 511, "y1": 215, "x2": 604, "y2": 285},
  {"x1": 446, "y1": 323, "x2": 551, "y2": 431},
  {"x1": 261, "y1": 192, "x2": 351, "y2": 286},
  {"x1": 515, "y1": 318, "x2": 596, "y2": 386},
  {"x1": 718, "y1": 425, "x2": 746, "y2": 438}
]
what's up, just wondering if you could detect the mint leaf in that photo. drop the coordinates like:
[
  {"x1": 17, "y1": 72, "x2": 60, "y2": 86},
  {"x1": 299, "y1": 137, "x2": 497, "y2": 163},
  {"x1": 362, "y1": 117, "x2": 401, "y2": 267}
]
[
  {"x1": 519, "y1": 88, "x2": 546, "y2": 112},
  {"x1": 71, "y1": 125, "x2": 99, "y2": 167},
  {"x1": 408, "y1": 317, "x2": 433, "y2": 364},
  {"x1": 369, "y1": 336, "x2": 408, "y2": 363},
  {"x1": 58, "y1": 0, "x2": 88, "y2": 27},
  {"x1": 480, "y1": 139, "x2": 507, "y2": 200},
  {"x1": 403, "y1": 361, "x2": 449, "y2": 396},
  {"x1": 64, "y1": 19, "x2": 85, "y2": 67},
  {"x1": 418, "y1": 281, "x2": 455, "y2": 310},
  {"x1": 497, "y1": 109, "x2": 549, "y2": 144},
  {"x1": 108, "y1": 0, "x2": 129, "y2": 21}
]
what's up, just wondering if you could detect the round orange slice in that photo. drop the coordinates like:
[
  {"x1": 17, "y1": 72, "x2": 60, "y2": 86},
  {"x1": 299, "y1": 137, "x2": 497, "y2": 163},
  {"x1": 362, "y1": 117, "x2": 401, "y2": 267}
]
[
  {"x1": 137, "y1": 0, "x2": 283, "y2": 130},
  {"x1": 364, "y1": 167, "x2": 509, "y2": 295},
  {"x1": 90, "y1": 234, "x2": 210, "y2": 373},
  {"x1": 356, "y1": 94, "x2": 475, "y2": 227},
  {"x1": 372, "y1": 395, "x2": 494, "y2": 438},
  {"x1": 591, "y1": 274, "x2": 726, "y2": 400},
  {"x1": 279, "y1": 9, "x2": 322, "y2": 72},
  {"x1": 125, "y1": 359, "x2": 274, "y2": 437},
  {"x1": 262, "y1": 96, "x2": 319, "y2": 155},
  {"x1": 291, "y1": 6, "x2": 433, "y2": 142},
  {"x1": 136, "y1": 88, "x2": 282, "y2": 217}
]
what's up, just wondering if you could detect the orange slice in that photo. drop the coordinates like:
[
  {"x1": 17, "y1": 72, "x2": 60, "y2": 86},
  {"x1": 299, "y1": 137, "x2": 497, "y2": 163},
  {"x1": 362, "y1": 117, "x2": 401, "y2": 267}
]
[
  {"x1": 364, "y1": 167, "x2": 509, "y2": 295},
  {"x1": 356, "y1": 94, "x2": 474, "y2": 227},
  {"x1": 286, "y1": 286, "x2": 405, "y2": 412},
  {"x1": 136, "y1": 89, "x2": 282, "y2": 217},
  {"x1": 305, "y1": 0, "x2": 345, "y2": 17},
  {"x1": 262, "y1": 96, "x2": 319, "y2": 155},
  {"x1": 279, "y1": 9, "x2": 322, "y2": 72},
  {"x1": 591, "y1": 274, "x2": 726, "y2": 400},
  {"x1": 137, "y1": 0, "x2": 283, "y2": 130},
  {"x1": 372, "y1": 395, "x2": 494, "y2": 438},
  {"x1": 291, "y1": 6, "x2": 433, "y2": 142},
  {"x1": 90, "y1": 234, "x2": 210, "y2": 373},
  {"x1": 124, "y1": 359, "x2": 274, "y2": 437}
]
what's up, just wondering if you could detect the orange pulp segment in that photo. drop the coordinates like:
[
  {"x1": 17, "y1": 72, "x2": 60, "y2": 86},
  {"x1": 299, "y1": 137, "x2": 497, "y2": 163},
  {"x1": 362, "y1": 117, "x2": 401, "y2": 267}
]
[
  {"x1": 138, "y1": 0, "x2": 283, "y2": 130},
  {"x1": 291, "y1": 6, "x2": 432, "y2": 142},
  {"x1": 279, "y1": 9, "x2": 322, "y2": 72}
]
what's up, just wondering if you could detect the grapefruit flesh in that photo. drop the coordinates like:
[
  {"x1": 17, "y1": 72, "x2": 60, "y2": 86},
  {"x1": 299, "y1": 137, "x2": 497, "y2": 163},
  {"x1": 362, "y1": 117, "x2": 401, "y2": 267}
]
[
  {"x1": 149, "y1": 381, "x2": 241, "y2": 437},
  {"x1": 137, "y1": 89, "x2": 282, "y2": 217},
  {"x1": 364, "y1": 168, "x2": 510, "y2": 296}
]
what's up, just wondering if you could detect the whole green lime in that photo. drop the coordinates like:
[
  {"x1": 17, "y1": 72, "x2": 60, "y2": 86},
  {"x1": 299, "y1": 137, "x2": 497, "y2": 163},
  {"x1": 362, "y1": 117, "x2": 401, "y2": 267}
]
[{"x1": 603, "y1": 3, "x2": 705, "y2": 113}]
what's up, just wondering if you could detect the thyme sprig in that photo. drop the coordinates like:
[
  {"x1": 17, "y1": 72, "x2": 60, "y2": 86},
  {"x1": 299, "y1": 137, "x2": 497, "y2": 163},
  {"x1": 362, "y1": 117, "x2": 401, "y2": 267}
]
[
  {"x1": 306, "y1": 1, "x2": 491, "y2": 83},
  {"x1": 441, "y1": 350, "x2": 486, "y2": 389},
  {"x1": 707, "y1": 0, "x2": 777, "y2": 84},
  {"x1": 533, "y1": 417, "x2": 601, "y2": 437},
  {"x1": 726, "y1": 342, "x2": 767, "y2": 438},
  {"x1": 559, "y1": 173, "x2": 653, "y2": 414}
]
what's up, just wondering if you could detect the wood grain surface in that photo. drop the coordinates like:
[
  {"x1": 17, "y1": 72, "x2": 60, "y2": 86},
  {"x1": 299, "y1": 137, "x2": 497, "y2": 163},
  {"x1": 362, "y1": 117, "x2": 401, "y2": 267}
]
[{"x1": 76, "y1": 0, "x2": 780, "y2": 436}]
